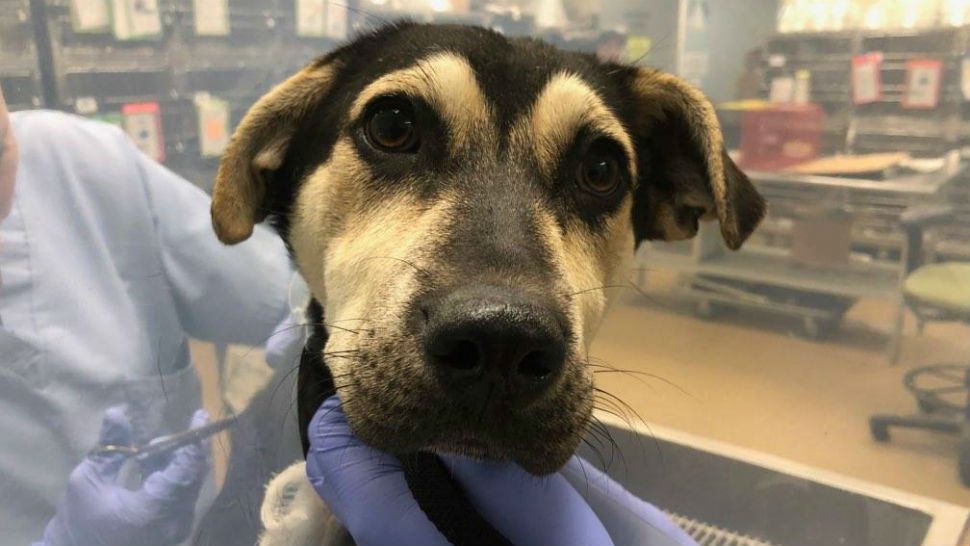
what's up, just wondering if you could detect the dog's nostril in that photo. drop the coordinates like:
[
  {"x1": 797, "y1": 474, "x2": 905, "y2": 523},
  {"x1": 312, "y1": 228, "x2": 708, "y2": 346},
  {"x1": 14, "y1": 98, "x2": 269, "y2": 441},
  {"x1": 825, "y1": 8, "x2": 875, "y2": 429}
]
[
  {"x1": 431, "y1": 338, "x2": 481, "y2": 371},
  {"x1": 517, "y1": 350, "x2": 554, "y2": 380}
]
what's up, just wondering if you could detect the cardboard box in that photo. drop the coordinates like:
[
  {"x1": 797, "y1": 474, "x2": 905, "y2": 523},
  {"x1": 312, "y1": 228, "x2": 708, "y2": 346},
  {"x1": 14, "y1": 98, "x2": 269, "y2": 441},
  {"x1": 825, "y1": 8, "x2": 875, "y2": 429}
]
[{"x1": 791, "y1": 206, "x2": 854, "y2": 268}]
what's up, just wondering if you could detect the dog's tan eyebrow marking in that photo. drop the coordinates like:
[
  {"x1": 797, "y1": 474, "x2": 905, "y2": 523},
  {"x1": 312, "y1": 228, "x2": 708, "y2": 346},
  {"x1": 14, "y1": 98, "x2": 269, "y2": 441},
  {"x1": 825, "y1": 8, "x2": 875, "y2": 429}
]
[
  {"x1": 349, "y1": 53, "x2": 491, "y2": 152},
  {"x1": 515, "y1": 72, "x2": 636, "y2": 179}
]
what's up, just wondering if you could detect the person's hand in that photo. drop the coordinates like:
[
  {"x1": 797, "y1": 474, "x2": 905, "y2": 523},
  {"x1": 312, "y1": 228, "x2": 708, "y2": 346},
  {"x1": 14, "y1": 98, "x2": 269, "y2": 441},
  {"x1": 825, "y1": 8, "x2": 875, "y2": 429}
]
[
  {"x1": 306, "y1": 396, "x2": 615, "y2": 546},
  {"x1": 36, "y1": 407, "x2": 211, "y2": 546},
  {"x1": 560, "y1": 458, "x2": 700, "y2": 546}
]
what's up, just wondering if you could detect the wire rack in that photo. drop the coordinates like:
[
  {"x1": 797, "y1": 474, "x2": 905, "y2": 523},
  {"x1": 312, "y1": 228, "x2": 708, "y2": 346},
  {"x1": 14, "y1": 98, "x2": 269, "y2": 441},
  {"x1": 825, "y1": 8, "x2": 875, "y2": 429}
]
[{"x1": 669, "y1": 512, "x2": 781, "y2": 546}]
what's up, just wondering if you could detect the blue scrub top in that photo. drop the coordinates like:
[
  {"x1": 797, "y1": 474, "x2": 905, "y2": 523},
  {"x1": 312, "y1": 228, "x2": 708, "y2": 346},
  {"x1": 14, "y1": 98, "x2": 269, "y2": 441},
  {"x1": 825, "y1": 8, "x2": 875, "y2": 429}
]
[{"x1": 0, "y1": 111, "x2": 292, "y2": 545}]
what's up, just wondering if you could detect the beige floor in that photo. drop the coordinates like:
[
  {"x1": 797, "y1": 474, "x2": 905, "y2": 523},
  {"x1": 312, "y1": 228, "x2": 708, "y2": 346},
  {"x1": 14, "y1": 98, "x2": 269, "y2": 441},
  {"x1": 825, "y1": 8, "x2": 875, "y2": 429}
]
[{"x1": 591, "y1": 274, "x2": 970, "y2": 507}]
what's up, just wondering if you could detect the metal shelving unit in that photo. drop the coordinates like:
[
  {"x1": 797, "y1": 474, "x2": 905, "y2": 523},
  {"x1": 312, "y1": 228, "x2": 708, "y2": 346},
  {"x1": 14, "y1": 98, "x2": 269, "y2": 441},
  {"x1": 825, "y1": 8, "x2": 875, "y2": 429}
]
[
  {"x1": 0, "y1": 0, "x2": 45, "y2": 110},
  {"x1": 758, "y1": 26, "x2": 970, "y2": 261},
  {"x1": 4, "y1": 0, "x2": 344, "y2": 190}
]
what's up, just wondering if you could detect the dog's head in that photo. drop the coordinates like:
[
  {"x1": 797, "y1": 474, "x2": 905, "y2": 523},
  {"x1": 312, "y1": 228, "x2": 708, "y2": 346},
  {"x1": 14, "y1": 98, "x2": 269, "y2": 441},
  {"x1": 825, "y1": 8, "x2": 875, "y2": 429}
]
[{"x1": 212, "y1": 23, "x2": 765, "y2": 475}]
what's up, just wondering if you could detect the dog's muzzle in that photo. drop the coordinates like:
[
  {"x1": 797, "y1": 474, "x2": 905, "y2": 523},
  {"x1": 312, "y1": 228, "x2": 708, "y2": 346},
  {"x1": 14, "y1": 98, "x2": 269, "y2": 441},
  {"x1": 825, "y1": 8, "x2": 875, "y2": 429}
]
[{"x1": 418, "y1": 285, "x2": 568, "y2": 409}]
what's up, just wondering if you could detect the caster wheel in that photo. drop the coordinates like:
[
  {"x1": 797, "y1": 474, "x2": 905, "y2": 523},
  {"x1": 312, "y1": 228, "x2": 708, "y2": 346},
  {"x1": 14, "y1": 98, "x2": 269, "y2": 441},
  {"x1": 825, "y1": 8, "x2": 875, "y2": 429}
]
[
  {"x1": 959, "y1": 436, "x2": 970, "y2": 487},
  {"x1": 917, "y1": 397, "x2": 939, "y2": 414},
  {"x1": 695, "y1": 300, "x2": 720, "y2": 319},
  {"x1": 802, "y1": 317, "x2": 821, "y2": 340},
  {"x1": 870, "y1": 419, "x2": 890, "y2": 443},
  {"x1": 801, "y1": 317, "x2": 838, "y2": 341}
]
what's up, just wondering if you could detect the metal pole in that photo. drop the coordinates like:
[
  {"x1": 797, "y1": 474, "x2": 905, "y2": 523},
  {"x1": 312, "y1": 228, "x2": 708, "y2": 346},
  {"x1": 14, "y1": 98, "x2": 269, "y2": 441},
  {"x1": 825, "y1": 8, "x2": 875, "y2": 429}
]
[{"x1": 27, "y1": 0, "x2": 58, "y2": 109}]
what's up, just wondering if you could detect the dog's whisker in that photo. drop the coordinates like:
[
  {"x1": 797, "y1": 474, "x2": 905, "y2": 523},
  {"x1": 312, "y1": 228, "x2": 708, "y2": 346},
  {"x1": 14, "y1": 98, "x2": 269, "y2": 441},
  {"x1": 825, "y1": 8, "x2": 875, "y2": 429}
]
[
  {"x1": 593, "y1": 387, "x2": 646, "y2": 424},
  {"x1": 624, "y1": 280, "x2": 678, "y2": 312},
  {"x1": 358, "y1": 255, "x2": 433, "y2": 280},
  {"x1": 326, "y1": 1, "x2": 391, "y2": 28},
  {"x1": 587, "y1": 415, "x2": 624, "y2": 473},
  {"x1": 587, "y1": 358, "x2": 692, "y2": 397},
  {"x1": 593, "y1": 393, "x2": 664, "y2": 464},
  {"x1": 578, "y1": 436, "x2": 610, "y2": 479},
  {"x1": 567, "y1": 284, "x2": 629, "y2": 298}
]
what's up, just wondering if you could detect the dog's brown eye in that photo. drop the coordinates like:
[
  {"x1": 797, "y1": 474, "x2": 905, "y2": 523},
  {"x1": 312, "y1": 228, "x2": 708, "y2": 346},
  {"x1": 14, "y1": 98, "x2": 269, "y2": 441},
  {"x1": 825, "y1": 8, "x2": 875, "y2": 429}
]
[
  {"x1": 366, "y1": 100, "x2": 419, "y2": 153},
  {"x1": 577, "y1": 146, "x2": 620, "y2": 195}
]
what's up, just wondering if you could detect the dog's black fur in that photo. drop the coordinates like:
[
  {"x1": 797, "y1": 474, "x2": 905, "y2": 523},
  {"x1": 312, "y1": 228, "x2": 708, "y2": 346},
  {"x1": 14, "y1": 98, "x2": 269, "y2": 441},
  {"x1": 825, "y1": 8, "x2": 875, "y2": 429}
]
[{"x1": 202, "y1": 20, "x2": 766, "y2": 545}]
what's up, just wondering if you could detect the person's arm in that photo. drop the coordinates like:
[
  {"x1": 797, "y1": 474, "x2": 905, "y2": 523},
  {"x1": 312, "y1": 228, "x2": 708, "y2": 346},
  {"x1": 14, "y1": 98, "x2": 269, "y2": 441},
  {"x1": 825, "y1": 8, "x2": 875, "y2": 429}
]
[{"x1": 132, "y1": 146, "x2": 292, "y2": 346}]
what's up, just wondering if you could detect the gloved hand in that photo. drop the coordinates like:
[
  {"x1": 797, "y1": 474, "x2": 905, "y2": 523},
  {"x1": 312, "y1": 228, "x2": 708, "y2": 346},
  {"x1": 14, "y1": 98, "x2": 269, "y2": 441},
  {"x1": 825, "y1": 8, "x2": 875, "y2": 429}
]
[
  {"x1": 35, "y1": 407, "x2": 211, "y2": 546},
  {"x1": 265, "y1": 313, "x2": 307, "y2": 370},
  {"x1": 306, "y1": 396, "x2": 616, "y2": 546}
]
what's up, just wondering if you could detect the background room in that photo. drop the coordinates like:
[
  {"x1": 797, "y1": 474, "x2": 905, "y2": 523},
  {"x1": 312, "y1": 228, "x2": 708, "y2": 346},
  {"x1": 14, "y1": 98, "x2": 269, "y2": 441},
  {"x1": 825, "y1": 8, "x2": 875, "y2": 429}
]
[{"x1": 3, "y1": 1, "x2": 969, "y2": 545}]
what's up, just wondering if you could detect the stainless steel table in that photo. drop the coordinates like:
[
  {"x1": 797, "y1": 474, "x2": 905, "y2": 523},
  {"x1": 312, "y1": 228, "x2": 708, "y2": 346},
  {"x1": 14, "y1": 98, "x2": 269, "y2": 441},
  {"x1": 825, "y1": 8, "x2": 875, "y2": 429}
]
[{"x1": 637, "y1": 162, "x2": 968, "y2": 362}]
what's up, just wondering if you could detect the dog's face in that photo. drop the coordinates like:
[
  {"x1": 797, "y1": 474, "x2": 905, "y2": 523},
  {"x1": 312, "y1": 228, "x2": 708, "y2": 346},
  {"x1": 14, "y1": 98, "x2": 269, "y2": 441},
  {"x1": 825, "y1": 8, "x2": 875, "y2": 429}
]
[{"x1": 211, "y1": 23, "x2": 765, "y2": 474}]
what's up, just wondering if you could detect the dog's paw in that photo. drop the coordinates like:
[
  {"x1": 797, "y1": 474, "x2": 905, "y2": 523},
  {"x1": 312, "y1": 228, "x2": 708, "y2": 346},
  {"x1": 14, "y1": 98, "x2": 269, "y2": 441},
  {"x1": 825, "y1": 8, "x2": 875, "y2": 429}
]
[{"x1": 258, "y1": 462, "x2": 355, "y2": 546}]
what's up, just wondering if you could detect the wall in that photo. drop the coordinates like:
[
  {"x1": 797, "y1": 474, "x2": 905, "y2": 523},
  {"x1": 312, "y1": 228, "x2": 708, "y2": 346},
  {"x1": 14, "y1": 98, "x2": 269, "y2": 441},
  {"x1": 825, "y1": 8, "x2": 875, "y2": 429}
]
[
  {"x1": 701, "y1": 0, "x2": 780, "y2": 103},
  {"x1": 600, "y1": 0, "x2": 779, "y2": 103}
]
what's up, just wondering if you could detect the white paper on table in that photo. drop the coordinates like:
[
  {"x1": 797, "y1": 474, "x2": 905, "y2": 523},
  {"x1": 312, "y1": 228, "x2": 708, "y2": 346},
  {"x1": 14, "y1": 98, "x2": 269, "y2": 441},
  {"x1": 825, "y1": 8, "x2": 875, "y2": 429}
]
[
  {"x1": 195, "y1": 93, "x2": 231, "y2": 157},
  {"x1": 74, "y1": 97, "x2": 99, "y2": 115},
  {"x1": 194, "y1": 0, "x2": 230, "y2": 36},
  {"x1": 325, "y1": 3, "x2": 348, "y2": 40},
  {"x1": 112, "y1": 0, "x2": 132, "y2": 39},
  {"x1": 904, "y1": 61, "x2": 942, "y2": 109},
  {"x1": 296, "y1": 0, "x2": 326, "y2": 37},
  {"x1": 70, "y1": 0, "x2": 110, "y2": 32},
  {"x1": 770, "y1": 77, "x2": 795, "y2": 103},
  {"x1": 113, "y1": 0, "x2": 162, "y2": 39},
  {"x1": 961, "y1": 57, "x2": 970, "y2": 101},
  {"x1": 852, "y1": 55, "x2": 881, "y2": 105},
  {"x1": 793, "y1": 70, "x2": 812, "y2": 104},
  {"x1": 123, "y1": 110, "x2": 164, "y2": 161}
]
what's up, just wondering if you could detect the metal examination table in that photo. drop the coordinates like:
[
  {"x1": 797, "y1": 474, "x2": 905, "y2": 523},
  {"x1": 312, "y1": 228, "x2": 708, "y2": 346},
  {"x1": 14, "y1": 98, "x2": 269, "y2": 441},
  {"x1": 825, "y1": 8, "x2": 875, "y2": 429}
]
[
  {"x1": 636, "y1": 162, "x2": 969, "y2": 362},
  {"x1": 580, "y1": 413, "x2": 970, "y2": 546}
]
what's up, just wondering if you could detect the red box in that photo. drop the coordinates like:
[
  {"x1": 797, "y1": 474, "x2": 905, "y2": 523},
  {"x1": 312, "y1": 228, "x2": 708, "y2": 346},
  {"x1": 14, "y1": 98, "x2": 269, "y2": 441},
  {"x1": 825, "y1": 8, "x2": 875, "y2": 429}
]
[{"x1": 737, "y1": 104, "x2": 825, "y2": 172}]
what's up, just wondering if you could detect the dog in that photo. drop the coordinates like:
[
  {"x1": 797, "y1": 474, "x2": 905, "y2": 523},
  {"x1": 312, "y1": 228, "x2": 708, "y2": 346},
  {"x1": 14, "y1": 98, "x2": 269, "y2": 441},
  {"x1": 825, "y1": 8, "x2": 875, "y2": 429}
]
[{"x1": 209, "y1": 21, "x2": 766, "y2": 545}]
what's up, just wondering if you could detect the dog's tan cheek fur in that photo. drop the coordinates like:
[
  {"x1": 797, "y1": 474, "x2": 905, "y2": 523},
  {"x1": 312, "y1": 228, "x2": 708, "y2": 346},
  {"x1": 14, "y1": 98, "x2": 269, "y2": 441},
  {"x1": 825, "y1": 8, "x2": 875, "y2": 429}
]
[
  {"x1": 324, "y1": 195, "x2": 457, "y2": 438},
  {"x1": 534, "y1": 197, "x2": 634, "y2": 350}
]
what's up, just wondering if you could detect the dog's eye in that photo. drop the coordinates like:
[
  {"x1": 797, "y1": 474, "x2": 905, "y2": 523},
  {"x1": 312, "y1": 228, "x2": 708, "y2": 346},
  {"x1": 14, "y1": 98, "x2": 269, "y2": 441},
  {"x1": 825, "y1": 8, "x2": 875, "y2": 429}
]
[
  {"x1": 365, "y1": 99, "x2": 419, "y2": 153},
  {"x1": 577, "y1": 142, "x2": 621, "y2": 195}
]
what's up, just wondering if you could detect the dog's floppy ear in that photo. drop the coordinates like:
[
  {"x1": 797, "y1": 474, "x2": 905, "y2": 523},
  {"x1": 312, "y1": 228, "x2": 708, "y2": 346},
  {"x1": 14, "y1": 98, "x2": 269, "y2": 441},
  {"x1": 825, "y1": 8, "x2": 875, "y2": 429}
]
[
  {"x1": 211, "y1": 61, "x2": 338, "y2": 244},
  {"x1": 628, "y1": 69, "x2": 766, "y2": 250}
]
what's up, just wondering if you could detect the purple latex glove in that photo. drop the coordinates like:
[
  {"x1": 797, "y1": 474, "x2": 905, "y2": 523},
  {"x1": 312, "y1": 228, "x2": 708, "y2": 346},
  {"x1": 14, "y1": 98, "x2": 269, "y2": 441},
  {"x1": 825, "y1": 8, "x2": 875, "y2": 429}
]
[
  {"x1": 306, "y1": 396, "x2": 615, "y2": 546},
  {"x1": 36, "y1": 407, "x2": 211, "y2": 546},
  {"x1": 561, "y1": 459, "x2": 699, "y2": 546}
]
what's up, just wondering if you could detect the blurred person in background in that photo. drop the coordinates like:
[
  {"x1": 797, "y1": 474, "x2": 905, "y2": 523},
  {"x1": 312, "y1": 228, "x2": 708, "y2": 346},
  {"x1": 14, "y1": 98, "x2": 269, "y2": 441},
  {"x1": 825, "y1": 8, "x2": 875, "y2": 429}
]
[
  {"x1": 0, "y1": 84, "x2": 293, "y2": 546},
  {"x1": 735, "y1": 47, "x2": 767, "y2": 100}
]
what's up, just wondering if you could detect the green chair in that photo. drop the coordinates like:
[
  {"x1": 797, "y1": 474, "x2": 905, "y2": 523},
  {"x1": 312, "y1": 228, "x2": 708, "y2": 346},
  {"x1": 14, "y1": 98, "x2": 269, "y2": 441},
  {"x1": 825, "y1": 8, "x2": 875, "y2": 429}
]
[{"x1": 869, "y1": 206, "x2": 970, "y2": 487}]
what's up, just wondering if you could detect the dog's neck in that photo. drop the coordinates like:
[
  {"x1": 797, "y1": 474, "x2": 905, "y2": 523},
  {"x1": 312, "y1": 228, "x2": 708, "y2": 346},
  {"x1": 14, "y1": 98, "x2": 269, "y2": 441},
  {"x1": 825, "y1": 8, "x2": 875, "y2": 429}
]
[
  {"x1": 297, "y1": 298, "x2": 333, "y2": 455},
  {"x1": 294, "y1": 298, "x2": 516, "y2": 545}
]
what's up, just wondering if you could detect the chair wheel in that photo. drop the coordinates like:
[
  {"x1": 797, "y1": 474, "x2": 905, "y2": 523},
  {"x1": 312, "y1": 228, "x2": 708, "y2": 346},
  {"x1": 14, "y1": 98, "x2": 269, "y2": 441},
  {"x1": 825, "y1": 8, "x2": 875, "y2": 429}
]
[
  {"x1": 870, "y1": 419, "x2": 890, "y2": 443},
  {"x1": 959, "y1": 436, "x2": 970, "y2": 487},
  {"x1": 917, "y1": 398, "x2": 939, "y2": 414},
  {"x1": 801, "y1": 317, "x2": 839, "y2": 341},
  {"x1": 694, "y1": 300, "x2": 725, "y2": 319}
]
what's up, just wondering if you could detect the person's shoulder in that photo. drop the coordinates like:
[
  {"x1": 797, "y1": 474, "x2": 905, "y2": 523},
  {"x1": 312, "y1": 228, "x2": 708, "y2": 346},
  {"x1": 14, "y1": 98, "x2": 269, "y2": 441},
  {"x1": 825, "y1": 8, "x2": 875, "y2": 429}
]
[
  {"x1": 11, "y1": 110, "x2": 151, "y2": 203},
  {"x1": 11, "y1": 110, "x2": 130, "y2": 156}
]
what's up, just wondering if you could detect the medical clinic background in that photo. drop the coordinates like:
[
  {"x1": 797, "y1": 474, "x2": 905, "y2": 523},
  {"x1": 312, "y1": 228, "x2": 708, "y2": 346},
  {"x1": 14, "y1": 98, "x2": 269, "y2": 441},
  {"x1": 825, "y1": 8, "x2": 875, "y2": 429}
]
[{"x1": 2, "y1": 2, "x2": 970, "y2": 546}]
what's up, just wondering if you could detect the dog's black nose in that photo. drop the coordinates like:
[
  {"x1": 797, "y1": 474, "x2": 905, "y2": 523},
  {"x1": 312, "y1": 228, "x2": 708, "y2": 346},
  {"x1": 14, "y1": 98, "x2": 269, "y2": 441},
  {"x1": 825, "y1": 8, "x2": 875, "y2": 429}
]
[{"x1": 421, "y1": 286, "x2": 567, "y2": 405}]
